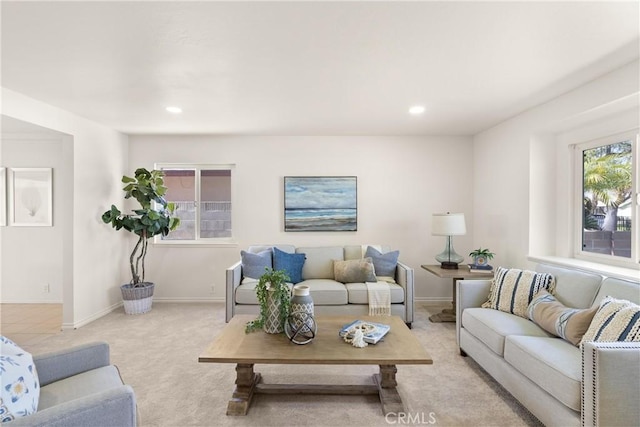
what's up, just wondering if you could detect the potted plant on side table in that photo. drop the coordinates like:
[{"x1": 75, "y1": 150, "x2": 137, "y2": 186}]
[
  {"x1": 102, "y1": 168, "x2": 180, "y2": 314},
  {"x1": 468, "y1": 248, "x2": 495, "y2": 271},
  {"x1": 245, "y1": 268, "x2": 291, "y2": 333}
]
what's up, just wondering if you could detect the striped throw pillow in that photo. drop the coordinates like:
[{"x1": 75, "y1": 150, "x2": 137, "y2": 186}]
[
  {"x1": 528, "y1": 290, "x2": 598, "y2": 346},
  {"x1": 482, "y1": 267, "x2": 556, "y2": 318},
  {"x1": 580, "y1": 296, "x2": 640, "y2": 346}
]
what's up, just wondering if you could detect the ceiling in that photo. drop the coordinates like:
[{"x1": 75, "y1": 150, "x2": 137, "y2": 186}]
[{"x1": 1, "y1": 1, "x2": 638, "y2": 136}]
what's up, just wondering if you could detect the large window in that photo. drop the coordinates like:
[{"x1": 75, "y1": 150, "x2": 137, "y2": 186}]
[
  {"x1": 155, "y1": 164, "x2": 234, "y2": 243},
  {"x1": 576, "y1": 130, "x2": 638, "y2": 266}
]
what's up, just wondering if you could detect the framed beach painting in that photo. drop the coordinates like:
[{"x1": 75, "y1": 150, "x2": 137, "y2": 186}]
[
  {"x1": 284, "y1": 176, "x2": 357, "y2": 232},
  {"x1": 9, "y1": 168, "x2": 53, "y2": 226}
]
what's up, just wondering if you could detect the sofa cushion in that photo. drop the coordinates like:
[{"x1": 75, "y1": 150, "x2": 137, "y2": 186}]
[
  {"x1": 482, "y1": 267, "x2": 555, "y2": 318},
  {"x1": 241, "y1": 249, "x2": 272, "y2": 279},
  {"x1": 298, "y1": 279, "x2": 348, "y2": 305},
  {"x1": 38, "y1": 365, "x2": 124, "y2": 411},
  {"x1": 273, "y1": 247, "x2": 306, "y2": 284},
  {"x1": 345, "y1": 282, "x2": 405, "y2": 304},
  {"x1": 248, "y1": 245, "x2": 295, "y2": 254},
  {"x1": 504, "y1": 335, "x2": 581, "y2": 411},
  {"x1": 0, "y1": 336, "x2": 39, "y2": 421},
  {"x1": 235, "y1": 279, "x2": 294, "y2": 304},
  {"x1": 364, "y1": 246, "x2": 399, "y2": 278},
  {"x1": 297, "y1": 247, "x2": 344, "y2": 280},
  {"x1": 528, "y1": 290, "x2": 598, "y2": 346},
  {"x1": 536, "y1": 263, "x2": 602, "y2": 309},
  {"x1": 580, "y1": 296, "x2": 640, "y2": 345},
  {"x1": 462, "y1": 308, "x2": 552, "y2": 356},
  {"x1": 334, "y1": 258, "x2": 376, "y2": 283},
  {"x1": 592, "y1": 277, "x2": 640, "y2": 306}
]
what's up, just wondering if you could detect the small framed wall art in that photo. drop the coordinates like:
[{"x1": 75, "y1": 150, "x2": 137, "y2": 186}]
[
  {"x1": 0, "y1": 167, "x2": 6, "y2": 226},
  {"x1": 284, "y1": 176, "x2": 357, "y2": 232},
  {"x1": 9, "y1": 168, "x2": 53, "y2": 226}
]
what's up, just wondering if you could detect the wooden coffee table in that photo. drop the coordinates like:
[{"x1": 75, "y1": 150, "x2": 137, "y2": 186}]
[{"x1": 199, "y1": 315, "x2": 432, "y2": 416}]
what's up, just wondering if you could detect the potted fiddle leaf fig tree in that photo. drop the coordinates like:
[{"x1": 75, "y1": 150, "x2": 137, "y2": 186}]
[{"x1": 102, "y1": 168, "x2": 180, "y2": 314}]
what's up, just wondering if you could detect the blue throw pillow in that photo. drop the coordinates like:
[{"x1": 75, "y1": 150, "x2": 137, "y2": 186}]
[
  {"x1": 364, "y1": 246, "x2": 399, "y2": 277},
  {"x1": 273, "y1": 247, "x2": 306, "y2": 284},
  {"x1": 241, "y1": 249, "x2": 272, "y2": 279}
]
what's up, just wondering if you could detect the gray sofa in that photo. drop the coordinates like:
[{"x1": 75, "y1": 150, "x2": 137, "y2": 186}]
[
  {"x1": 456, "y1": 263, "x2": 640, "y2": 427},
  {"x1": 8, "y1": 342, "x2": 137, "y2": 427},
  {"x1": 226, "y1": 245, "x2": 414, "y2": 326}
]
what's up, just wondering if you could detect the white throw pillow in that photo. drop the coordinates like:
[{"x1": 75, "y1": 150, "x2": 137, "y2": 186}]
[{"x1": 0, "y1": 336, "x2": 40, "y2": 422}]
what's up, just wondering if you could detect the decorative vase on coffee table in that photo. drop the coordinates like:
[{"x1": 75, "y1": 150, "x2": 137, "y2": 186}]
[
  {"x1": 290, "y1": 284, "x2": 314, "y2": 317},
  {"x1": 263, "y1": 290, "x2": 283, "y2": 334},
  {"x1": 285, "y1": 284, "x2": 317, "y2": 344}
]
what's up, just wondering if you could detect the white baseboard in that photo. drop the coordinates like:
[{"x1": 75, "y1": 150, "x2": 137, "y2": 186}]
[
  {"x1": 1, "y1": 299, "x2": 63, "y2": 304},
  {"x1": 415, "y1": 297, "x2": 453, "y2": 305},
  {"x1": 154, "y1": 297, "x2": 224, "y2": 303},
  {"x1": 62, "y1": 298, "x2": 222, "y2": 330},
  {"x1": 64, "y1": 301, "x2": 123, "y2": 330}
]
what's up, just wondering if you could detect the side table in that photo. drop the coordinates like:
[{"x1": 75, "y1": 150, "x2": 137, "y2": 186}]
[{"x1": 421, "y1": 264, "x2": 494, "y2": 322}]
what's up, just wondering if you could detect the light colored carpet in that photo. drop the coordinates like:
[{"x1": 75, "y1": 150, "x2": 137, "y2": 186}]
[{"x1": 24, "y1": 302, "x2": 543, "y2": 427}]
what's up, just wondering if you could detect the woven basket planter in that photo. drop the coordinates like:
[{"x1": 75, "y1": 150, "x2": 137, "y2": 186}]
[{"x1": 120, "y1": 283, "x2": 155, "y2": 315}]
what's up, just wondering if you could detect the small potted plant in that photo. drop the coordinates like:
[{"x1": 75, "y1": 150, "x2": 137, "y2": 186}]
[
  {"x1": 469, "y1": 248, "x2": 495, "y2": 267},
  {"x1": 245, "y1": 268, "x2": 291, "y2": 333},
  {"x1": 102, "y1": 168, "x2": 180, "y2": 314}
]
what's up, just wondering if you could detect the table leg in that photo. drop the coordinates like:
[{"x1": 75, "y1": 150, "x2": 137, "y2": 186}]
[
  {"x1": 429, "y1": 277, "x2": 462, "y2": 323},
  {"x1": 226, "y1": 363, "x2": 261, "y2": 416},
  {"x1": 374, "y1": 364, "x2": 404, "y2": 416}
]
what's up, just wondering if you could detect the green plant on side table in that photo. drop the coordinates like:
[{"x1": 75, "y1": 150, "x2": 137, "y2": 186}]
[
  {"x1": 101, "y1": 168, "x2": 180, "y2": 314},
  {"x1": 245, "y1": 268, "x2": 292, "y2": 333},
  {"x1": 468, "y1": 248, "x2": 495, "y2": 267}
]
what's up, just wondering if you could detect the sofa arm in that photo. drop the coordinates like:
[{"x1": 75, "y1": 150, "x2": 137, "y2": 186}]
[
  {"x1": 34, "y1": 342, "x2": 110, "y2": 386},
  {"x1": 226, "y1": 260, "x2": 242, "y2": 322},
  {"x1": 581, "y1": 341, "x2": 640, "y2": 427},
  {"x1": 395, "y1": 261, "x2": 414, "y2": 325},
  {"x1": 456, "y1": 280, "x2": 491, "y2": 347},
  {"x1": 8, "y1": 385, "x2": 137, "y2": 427}
]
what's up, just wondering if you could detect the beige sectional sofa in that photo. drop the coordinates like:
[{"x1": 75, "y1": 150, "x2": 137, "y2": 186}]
[
  {"x1": 456, "y1": 263, "x2": 640, "y2": 427},
  {"x1": 226, "y1": 245, "x2": 414, "y2": 326}
]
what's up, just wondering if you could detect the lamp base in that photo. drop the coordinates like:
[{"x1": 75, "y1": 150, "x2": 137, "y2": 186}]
[
  {"x1": 439, "y1": 261, "x2": 459, "y2": 270},
  {"x1": 435, "y1": 236, "x2": 464, "y2": 270}
]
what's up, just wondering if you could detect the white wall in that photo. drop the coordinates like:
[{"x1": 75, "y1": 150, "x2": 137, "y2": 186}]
[
  {"x1": 0, "y1": 134, "x2": 72, "y2": 303},
  {"x1": 1, "y1": 88, "x2": 129, "y2": 328},
  {"x1": 473, "y1": 60, "x2": 639, "y2": 270},
  {"x1": 129, "y1": 135, "x2": 474, "y2": 302}
]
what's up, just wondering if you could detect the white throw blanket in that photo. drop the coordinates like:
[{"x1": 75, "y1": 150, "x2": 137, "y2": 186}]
[{"x1": 366, "y1": 281, "x2": 391, "y2": 316}]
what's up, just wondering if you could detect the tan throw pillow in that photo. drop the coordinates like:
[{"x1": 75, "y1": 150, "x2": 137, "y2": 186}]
[
  {"x1": 482, "y1": 266, "x2": 556, "y2": 318},
  {"x1": 334, "y1": 258, "x2": 377, "y2": 283},
  {"x1": 527, "y1": 290, "x2": 597, "y2": 346},
  {"x1": 580, "y1": 296, "x2": 640, "y2": 346}
]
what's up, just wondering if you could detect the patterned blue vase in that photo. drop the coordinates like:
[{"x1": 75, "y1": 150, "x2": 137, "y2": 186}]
[
  {"x1": 290, "y1": 284, "x2": 314, "y2": 318},
  {"x1": 263, "y1": 290, "x2": 283, "y2": 334},
  {"x1": 286, "y1": 285, "x2": 316, "y2": 344}
]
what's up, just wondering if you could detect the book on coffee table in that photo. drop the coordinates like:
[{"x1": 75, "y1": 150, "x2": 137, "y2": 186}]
[{"x1": 339, "y1": 320, "x2": 391, "y2": 344}]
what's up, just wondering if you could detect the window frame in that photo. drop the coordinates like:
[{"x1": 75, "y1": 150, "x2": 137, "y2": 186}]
[
  {"x1": 573, "y1": 129, "x2": 639, "y2": 268},
  {"x1": 153, "y1": 163, "x2": 236, "y2": 246}
]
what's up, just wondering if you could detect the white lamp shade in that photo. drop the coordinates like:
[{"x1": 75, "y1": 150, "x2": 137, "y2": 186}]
[{"x1": 432, "y1": 212, "x2": 466, "y2": 236}]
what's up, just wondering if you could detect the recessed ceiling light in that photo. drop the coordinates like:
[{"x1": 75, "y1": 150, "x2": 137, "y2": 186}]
[
  {"x1": 409, "y1": 105, "x2": 425, "y2": 115},
  {"x1": 165, "y1": 106, "x2": 182, "y2": 114}
]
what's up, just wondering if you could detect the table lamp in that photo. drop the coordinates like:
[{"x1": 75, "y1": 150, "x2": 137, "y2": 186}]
[{"x1": 432, "y1": 212, "x2": 466, "y2": 269}]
